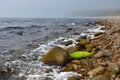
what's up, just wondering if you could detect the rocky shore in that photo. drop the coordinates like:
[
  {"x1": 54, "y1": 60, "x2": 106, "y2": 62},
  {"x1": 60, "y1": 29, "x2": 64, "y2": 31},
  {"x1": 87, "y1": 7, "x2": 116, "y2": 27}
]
[{"x1": 42, "y1": 18, "x2": 120, "y2": 80}]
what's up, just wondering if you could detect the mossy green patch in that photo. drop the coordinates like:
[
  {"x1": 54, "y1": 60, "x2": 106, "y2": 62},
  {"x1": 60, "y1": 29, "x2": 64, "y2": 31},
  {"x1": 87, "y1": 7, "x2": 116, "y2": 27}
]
[{"x1": 70, "y1": 51, "x2": 93, "y2": 59}]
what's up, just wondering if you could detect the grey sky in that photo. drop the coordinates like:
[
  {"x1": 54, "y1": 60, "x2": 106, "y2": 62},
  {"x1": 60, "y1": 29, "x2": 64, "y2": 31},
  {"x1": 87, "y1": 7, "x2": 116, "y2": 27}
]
[{"x1": 0, "y1": 0, "x2": 120, "y2": 18}]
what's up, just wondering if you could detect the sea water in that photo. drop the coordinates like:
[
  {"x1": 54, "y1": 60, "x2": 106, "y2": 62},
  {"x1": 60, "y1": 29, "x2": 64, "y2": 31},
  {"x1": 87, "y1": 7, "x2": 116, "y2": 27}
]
[{"x1": 0, "y1": 18, "x2": 104, "y2": 80}]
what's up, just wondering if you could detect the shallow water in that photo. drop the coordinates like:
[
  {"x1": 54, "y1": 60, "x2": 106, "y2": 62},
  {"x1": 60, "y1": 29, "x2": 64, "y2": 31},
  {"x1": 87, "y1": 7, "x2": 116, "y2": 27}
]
[{"x1": 0, "y1": 18, "x2": 104, "y2": 80}]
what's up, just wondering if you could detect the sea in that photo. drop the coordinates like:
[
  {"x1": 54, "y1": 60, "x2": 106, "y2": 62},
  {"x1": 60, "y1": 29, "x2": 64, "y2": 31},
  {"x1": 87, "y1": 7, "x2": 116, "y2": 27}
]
[{"x1": 0, "y1": 18, "x2": 104, "y2": 80}]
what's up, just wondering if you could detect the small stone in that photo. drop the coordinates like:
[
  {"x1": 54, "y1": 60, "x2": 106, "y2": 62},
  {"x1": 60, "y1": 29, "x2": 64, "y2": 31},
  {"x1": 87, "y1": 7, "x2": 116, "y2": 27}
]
[
  {"x1": 43, "y1": 77, "x2": 53, "y2": 80},
  {"x1": 44, "y1": 68, "x2": 52, "y2": 73},
  {"x1": 107, "y1": 62, "x2": 119, "y2": 74},
  {"x1": 72, "y1": 60, "x2": 81, "y2": 65},
  {"x1": 91, "y1": 75, "x2": 108, "y2": 80},
  {"x1": 115, "y1": 77, "x2": 120, "y2": 80},
  {"x1": 85, "y1": 44, "x2": 93, "y2": 52},
  {"x1": 66, "y1": 46, "x2": 79, "y2": 54},
  {"x1": 88, "y1": 66, "x2": 105, "y2": 76},
  {"x1": 62, "y1": 64, "x2": 74, "y2": 71},
  {"x1": 16, "y1": 31, "x2": 25, "y2": 35},
  {"x1": 79, "y1": 39, "x2": 90, "y2": 46},
  {"x1": 60, "y1": 40, "x2": 73, "y2": 46},
  {"x1": 68, "y1": 76, "x2": 81, "y2": 80},
  {"x1": 93, "y1": 50, "x2": 113, "y2": 58},
  {"x1": 94, "y1": 32, "x2": 103, "y2": 36}
]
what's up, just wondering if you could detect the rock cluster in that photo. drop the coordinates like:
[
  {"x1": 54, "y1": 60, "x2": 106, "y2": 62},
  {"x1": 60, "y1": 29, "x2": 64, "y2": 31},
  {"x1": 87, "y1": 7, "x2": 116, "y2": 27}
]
[{"x1": 41, "y1": 18, "x2": 120, "y2": 80}]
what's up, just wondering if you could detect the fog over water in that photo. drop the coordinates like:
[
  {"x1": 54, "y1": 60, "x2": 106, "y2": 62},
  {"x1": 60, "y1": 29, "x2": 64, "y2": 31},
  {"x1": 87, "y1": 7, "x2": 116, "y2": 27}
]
[{"x1": 0, "y1": 0, "x2": 120, "y2": 17}]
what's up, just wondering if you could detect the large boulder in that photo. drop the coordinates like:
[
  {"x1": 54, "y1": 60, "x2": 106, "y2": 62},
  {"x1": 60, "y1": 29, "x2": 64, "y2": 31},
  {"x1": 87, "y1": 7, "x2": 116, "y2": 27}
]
[{"x1": 41, "y1": 46, "x2": 70, "y2": 66}]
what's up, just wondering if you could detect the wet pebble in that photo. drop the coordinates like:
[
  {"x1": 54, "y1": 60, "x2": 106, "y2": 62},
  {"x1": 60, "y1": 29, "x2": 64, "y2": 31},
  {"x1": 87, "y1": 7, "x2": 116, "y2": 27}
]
[
  {"x1": 88, "y1": 66, "x2": 105, "y2": 76},
  {"x1": 107, "y1": 62, "x2": 119, "y2": 74},
  {"x1": 91, "y1": 75, "x2": 108, "y2": 80},
  {"x1": 93, "y1": 50, "x2": 113, "y2": 58}
]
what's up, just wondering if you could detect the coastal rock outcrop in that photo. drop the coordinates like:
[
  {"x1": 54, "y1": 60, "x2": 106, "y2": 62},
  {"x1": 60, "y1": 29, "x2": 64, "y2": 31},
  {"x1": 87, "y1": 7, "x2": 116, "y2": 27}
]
[{"x1": 41, "y1": 46, "x2": 70, "y2": 66}]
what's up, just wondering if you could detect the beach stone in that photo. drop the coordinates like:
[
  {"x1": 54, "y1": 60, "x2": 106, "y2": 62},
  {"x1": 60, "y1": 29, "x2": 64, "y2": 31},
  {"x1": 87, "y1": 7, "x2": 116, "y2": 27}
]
[
  {"x1": 91, "y1": 75, "x2": 108, "y2": 80},
  {"x1": 67, "y1": 76, "x2": 81, "y2": 80},
  {"x1": 93, "y1": 50, "x2": 113, "y2": 58},
  {"x1": 72, "y1": 60, "x2": 81, "y2": 65},
  {"x1": 94, "y1": 32, "x2": 103, "y2": 36},
  {"x1": 41, "y1": 46, "x2": 70, "y2": 66},
  {"x1": 60, "y1": 40, "x2": 73, "y2": 46},
  {"x1": 107, "y1": 62, "x2": 119, "y2": 74},
  {"x1": 88, "y1": 66, "x2": 105, "y2": 76},
  {"x1": 62, "y1": 64, "x2": 74, "y2": 71},
  {"x1": 43, "y1": 77, "x2": 53, "y2": 80},
  {"x1": 16, "y1": 76, "x2": 26, "y2": 80},
  {"x1": 85, "y1": 44, "x2": 93, "y2": 52},
  {"x1": 115, "y1": 77, "x2": 120, "y2": 80},
  {"x1": 79, "y1": 39, "x2": 90, "y2": 46},
  {"x1": 66, "y1": 46, "x2": 79, "y2": 54}
]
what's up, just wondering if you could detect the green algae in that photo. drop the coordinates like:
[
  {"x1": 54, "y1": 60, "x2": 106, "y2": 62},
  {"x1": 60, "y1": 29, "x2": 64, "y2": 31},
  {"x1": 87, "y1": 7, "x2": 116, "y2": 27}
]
[{"x1": 70, "y1": 51, "x2": 93, "y2": 59}]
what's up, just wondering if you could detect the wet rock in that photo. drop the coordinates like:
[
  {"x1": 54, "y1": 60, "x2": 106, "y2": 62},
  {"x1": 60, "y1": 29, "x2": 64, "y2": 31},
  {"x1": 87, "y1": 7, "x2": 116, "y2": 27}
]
[
  {"x1": 88, "y1": 66, "x2": 105, "y2": 76},
  {"x1": 60, "y1": 40, "x2": 73, "y2": 46},
  {"x1": 72, "y1": 32, "x2": 79, "y2": 35},
  {"x1": 44, "y1": 68, "x2": 52, "y2": 73},
  {"x1": 72, "y1": 60, "x2": 81, "y2": 65},
  {"x1": 67, "y1": 28, "x2": 73, "y2": 31},
  {"x1": 107, "y1": 62, "x2": 119, "y2": 74},
  {"x1": 0, "y1": 68, "x2": 12, "y2": 80},
  {"x1": 93, "y1": 50, "x2": 113, "y2": 58},
  {"x1": 79, "y1": 39, "x2": 90, "y2": 46},
  {"x1": 43, "y1": 77, "x2": 53, "y2": 80},
  {"x1": 41, "y1": 46, "x2": 70, "y2": 66},
  {"x1": 94, "y1": 32, "x2": 103, "y2": 36},
  {"x1": 62, "y1": 64, "x2": 74, "y2": 71},
  {"x1": 66, "y1": 46, "x2": 79, "y2": 54},
  {"x1": 115, "y1": 77, "x2": 120, "y2": 80},
  {"x1": 16, "y1": 31, "x2": 25, "y2": 35},
  {"x1": 85, "y1": 44, "x2": 93, "y2": 52},
  {"x1": 91, "y1": 75, "x2": 108, "y2": 80},
  {"x1": 67, "y1": 76, "x2": 81, "y2": 80},
  {"x1": 16, "y1": 76, "x2": 26, "y2": 80}
]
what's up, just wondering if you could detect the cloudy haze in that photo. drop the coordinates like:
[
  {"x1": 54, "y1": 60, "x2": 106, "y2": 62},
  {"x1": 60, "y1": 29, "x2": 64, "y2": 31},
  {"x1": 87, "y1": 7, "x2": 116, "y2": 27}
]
[{"x1": 0, "y1": 0, "x2": 120, "y2": 18}]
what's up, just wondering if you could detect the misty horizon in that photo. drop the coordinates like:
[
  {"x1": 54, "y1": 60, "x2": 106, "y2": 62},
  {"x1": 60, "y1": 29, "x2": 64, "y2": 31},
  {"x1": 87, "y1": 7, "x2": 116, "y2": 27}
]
[{"x1": 0, "y1": 0, "x2": 120, "y2": 18}]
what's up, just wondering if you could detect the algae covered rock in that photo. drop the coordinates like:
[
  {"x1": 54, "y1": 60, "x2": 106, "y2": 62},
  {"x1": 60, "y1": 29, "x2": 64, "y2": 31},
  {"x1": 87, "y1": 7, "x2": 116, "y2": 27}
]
[
  {"x1": 70, "y1": 51, "x2": 93, "y2": 59},
  {"x1": 41, "y1": 46, "x2": 70, "y2": 66}
]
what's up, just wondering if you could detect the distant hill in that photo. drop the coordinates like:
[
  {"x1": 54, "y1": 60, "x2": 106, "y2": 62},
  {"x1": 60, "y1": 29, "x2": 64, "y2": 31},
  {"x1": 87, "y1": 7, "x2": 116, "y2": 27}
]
[{"x1": 66, "y1": 9, "x2": 120, "y2": 17}]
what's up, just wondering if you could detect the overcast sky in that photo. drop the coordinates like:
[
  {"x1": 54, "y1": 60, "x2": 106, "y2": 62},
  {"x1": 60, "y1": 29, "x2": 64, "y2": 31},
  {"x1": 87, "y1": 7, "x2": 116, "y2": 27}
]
[{"x1": 0, "y1": 0, "x2": 120, "y2": 18}]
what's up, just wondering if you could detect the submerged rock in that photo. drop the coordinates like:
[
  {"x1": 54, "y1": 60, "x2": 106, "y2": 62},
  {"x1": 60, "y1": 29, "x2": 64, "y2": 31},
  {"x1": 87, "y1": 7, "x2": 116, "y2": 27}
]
[{"x1": 41, "y1": 46, "x2": 70, "y2": 66}]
